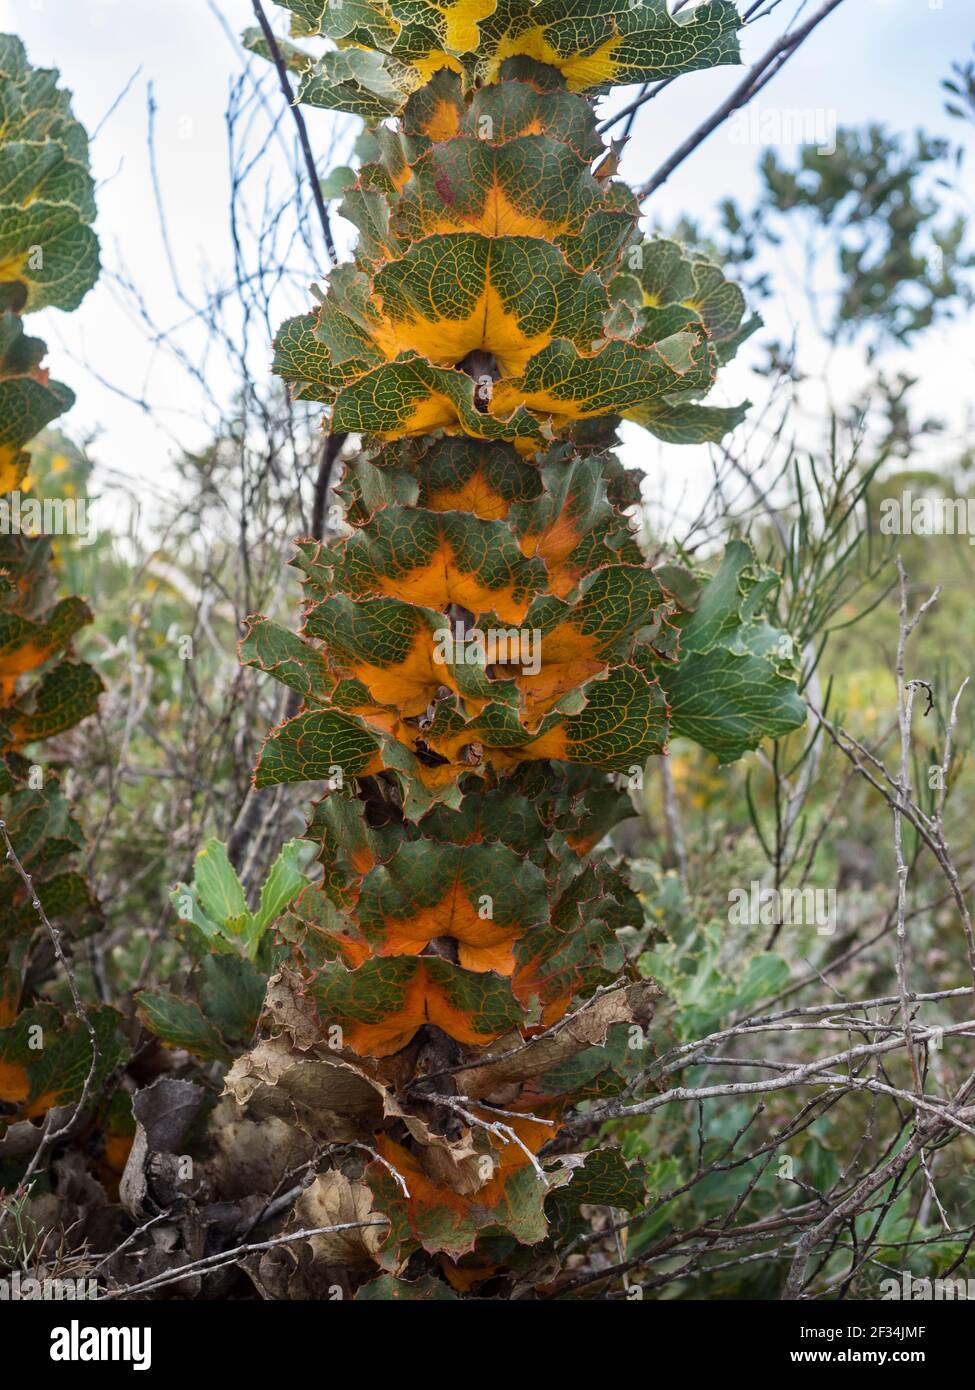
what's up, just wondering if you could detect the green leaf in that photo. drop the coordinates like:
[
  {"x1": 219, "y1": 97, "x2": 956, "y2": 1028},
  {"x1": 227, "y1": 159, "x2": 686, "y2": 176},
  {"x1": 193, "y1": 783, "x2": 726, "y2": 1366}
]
[
  {"x1": 0, "y1": 1003, "x2": 127, "y2": 1117},
  {"x1": 320, "y1": 165, "x2": 357, "y2": 199},
  {"x1": 630, "y1": 399, "x2": 749, "y2": 444},
  {"x1": 733, "y1": 952, "x2": 790, "y2": 1011},
  {"x1": 240, "y1": 25, "x2": 313, "y2": 74},
  {"x1": 135, "y1": 989, "x2": 230, "y2": 1062},
  {"x1": 546, "y1": 1148, "x2": 646, "y2": 1238},
  {"x1": 0, "y1": 34, "x2": 100, "y2": 312},
  {"x1": 253, "y1": 838, "x2": 309, "y2": 938},
  {"x1": 4, "y1": 660, "x2": 102, "y2": 745},
  {"x1": 255, "y1": 707, "x2": 383, "y2": 789},
  {"x1": 654, "y1": 540, "x2": 807, "y2": 762},
  {"x1": 198, "y1": 955, "x2": 266, "y2": 1046},
  {"x1": 296, "y1": 47, "x2": 404, "y2": 121},
  {"x1": 0, "y1": 314, "x2": 75, "y2": 482},
  {"x1": 169, "y1": 882, "x2": 222, "y2": 945},
  {"x1": 238, "y1": 615, "x2": 331, "y2": 697},
  {"x1": 193, "y1": 839, "x2": 249, "y2": 933}
]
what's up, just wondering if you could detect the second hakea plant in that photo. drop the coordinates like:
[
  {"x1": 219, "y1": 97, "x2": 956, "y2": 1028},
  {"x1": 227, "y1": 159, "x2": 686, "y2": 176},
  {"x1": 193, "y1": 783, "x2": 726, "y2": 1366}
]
[
  {"x1": 231, "y1": 1, "x2": 806, "y2": 1296},
  {"x1": 0, "y1": 36, "x2": 125, "y2": 1134}
]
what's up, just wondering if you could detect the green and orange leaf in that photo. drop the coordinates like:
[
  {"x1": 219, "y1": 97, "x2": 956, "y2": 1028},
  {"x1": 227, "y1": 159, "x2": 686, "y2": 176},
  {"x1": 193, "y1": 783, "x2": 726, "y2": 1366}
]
[
  {"x1": 311, "y1": 954, "x2": 525, "y2": 1055},
  {"x1": 271, "y1": 2, "x2": 742, "y2": 119}
]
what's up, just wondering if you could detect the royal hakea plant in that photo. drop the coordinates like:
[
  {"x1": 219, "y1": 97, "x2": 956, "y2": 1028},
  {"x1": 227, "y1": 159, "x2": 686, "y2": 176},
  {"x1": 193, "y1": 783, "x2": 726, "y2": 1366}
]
[
  {"x1": 226, "y1": 0, "x2": 807, "y2": 1296},
  {"x1": 0, "y1": 36, "x2": 122, "y2": 1136}
]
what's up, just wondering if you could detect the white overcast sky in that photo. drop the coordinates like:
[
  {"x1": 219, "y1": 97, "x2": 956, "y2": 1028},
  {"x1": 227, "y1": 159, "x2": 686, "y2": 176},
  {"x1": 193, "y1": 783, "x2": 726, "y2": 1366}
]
[{"x1": 2, "y1": 0, "x2": 974, "y2": 530}]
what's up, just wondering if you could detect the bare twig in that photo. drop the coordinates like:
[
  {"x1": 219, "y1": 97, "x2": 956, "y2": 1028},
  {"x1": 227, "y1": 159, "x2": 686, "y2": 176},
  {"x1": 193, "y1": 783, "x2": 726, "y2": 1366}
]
[
  {"x1": 637, "y1": 0, "x2": 848, "y2": 201},
  {"x1": 249, "y1": 0, "x2": 337, "y2": 264},
  {"x1": 99, "y1": 1218, "x2": 390, "y2": 1300}
]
